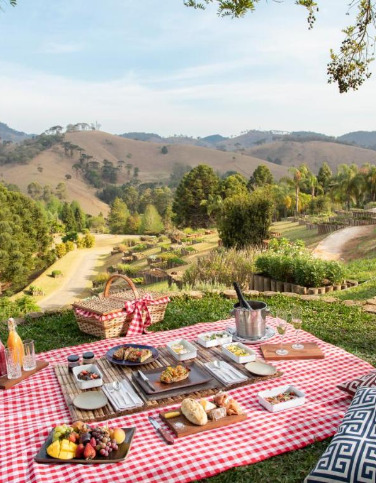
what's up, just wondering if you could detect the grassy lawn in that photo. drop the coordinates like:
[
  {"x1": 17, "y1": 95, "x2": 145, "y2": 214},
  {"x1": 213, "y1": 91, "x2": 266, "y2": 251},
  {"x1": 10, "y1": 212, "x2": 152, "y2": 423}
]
[
  {"x1": 2, "y1": 293, "x2": 375, "y2": 483},
  {"x1": 271, "y1": 221, "x2": 327, "y2": 249}
]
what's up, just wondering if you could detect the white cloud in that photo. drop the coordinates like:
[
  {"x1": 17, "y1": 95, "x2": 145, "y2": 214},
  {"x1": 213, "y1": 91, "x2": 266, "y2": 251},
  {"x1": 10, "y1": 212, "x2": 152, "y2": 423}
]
[{"x1": 38, "y1": 42, "x2": 85, "y2": 54}]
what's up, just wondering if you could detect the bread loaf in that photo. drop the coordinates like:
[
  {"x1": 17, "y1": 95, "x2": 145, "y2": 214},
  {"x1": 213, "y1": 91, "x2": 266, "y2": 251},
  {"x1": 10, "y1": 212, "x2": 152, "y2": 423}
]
[{"x1": 181, "y1": 398, "x2": 208, "y2": 426}]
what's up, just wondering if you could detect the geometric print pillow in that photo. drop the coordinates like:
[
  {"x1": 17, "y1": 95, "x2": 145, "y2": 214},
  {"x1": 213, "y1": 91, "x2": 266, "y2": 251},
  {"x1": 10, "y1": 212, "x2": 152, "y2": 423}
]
[
  {"x1": 337, "y1": 370, "x2": 376, "y2": 396},
  {"x1": 305, "y1": 386, "x2": 376, "y2": 482}
]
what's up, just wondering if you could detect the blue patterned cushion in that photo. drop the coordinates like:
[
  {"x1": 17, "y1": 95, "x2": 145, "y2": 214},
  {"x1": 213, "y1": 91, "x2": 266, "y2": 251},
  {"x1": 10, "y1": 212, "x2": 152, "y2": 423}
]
[{"x1": 305, "y1": 386, "x2": 376, "y2": 482}]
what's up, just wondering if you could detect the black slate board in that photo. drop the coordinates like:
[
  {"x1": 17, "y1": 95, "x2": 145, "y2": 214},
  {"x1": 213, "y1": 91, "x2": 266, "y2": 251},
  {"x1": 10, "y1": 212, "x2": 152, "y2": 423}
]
[{"x1": 34, "y1": 427, "x2": 136, "y2": 464}]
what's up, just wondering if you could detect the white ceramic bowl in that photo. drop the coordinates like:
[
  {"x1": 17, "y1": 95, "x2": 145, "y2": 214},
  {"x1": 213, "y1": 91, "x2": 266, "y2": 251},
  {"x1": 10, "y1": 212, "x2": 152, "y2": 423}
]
[
  {"x1": 197, "y1": 331, "x2": 232, "y2": 348},
  {"x1": 72, "y1": 364, "x2": 103, "y2": 390},
  {"x1": 221, "y1": 342, "x2": 256, "y2": 363},
  {"x1": 258, "y1": 384, "x2": 305, "y2": 412},
  {"x1": 166, "y1": 339, "x2": 197, "y2": 361}
]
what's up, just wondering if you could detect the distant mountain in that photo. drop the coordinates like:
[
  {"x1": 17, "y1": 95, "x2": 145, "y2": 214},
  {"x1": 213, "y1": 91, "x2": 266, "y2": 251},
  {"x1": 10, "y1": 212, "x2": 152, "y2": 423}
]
[
  {"x1": 0, "y1": 122, "x2": 31, "y2": 143},
  {"x1": 337, "y1": 131, "x2": 376, "y2": 150},
  {"x1": 200, "y1": 134, "x2": 228, "y2": 144}
]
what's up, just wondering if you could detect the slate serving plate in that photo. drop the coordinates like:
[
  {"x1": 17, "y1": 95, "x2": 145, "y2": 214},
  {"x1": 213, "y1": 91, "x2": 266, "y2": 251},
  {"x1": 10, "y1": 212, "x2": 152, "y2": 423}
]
[
  {"x1": 34, "y1": 427, "x2": 136, "y2": 464},
  {"x1": 106, "y1": 343, "x2": 159, "y2": 366}
]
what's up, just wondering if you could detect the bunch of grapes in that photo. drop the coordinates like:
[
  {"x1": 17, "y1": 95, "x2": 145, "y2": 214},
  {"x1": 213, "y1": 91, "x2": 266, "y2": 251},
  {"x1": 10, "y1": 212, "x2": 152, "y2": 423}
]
[{"x1": 91, "y1": 427, "x2": 118, "y2": 457}]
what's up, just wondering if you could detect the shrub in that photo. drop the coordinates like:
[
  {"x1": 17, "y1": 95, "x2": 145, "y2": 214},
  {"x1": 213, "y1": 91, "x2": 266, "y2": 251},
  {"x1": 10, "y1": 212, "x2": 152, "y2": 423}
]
[
  {"x1": 82, "y1": 233, "x2": 95, "y2": 248},
  {"x1": 116, "y1": 264, "x2": 139, "y2": 277},
  {"x1": 183, "y1": 247, "x2": 258, "y2": 288},
  {"x1": 132, "y1": 243, "x2": 148, "y2": 252},
  {"x1": 55, "y1": 243, "x2": 67, "y2": 258},
  {"x1": 92, "y1": 273, "x2": 110, "y2": 287},
  {"x1": 0, "y1": 296, "x2": 40, "y2": 320},
  {"x1": 65, "y1": 241, "x2": 75, "y2": 252},
  {"x1": 51, "y1": 270, "x2": 62, "y2": 278}
]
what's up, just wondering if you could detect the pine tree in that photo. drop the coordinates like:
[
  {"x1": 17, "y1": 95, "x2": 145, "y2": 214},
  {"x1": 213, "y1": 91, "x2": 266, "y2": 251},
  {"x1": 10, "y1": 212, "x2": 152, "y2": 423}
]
[
  {"x1": 140, "y1": 204, "x2": 164, "y2": 234},
  {"x1": 108, "y1": 197, "x2": 130, "y2": 234}
]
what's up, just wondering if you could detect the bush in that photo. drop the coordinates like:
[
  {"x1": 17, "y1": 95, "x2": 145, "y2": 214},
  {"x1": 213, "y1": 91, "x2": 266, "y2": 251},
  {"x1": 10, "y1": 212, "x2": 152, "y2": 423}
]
[
  {"x1": 132, "y1": 243, "x2": 148, "y2": 252},
  {"x1": 116, "y1": 264, "x2": 139, "y2": 277},
  {"x1": 65, "y1": 241, "x2": 75, "y2": 252},
  {"x1": 51, "y1": 270, "x2": 62, "y2": 278},
  {"x1": 0, "y1": 296, "x2": 40, "y2": 320},
  {"x1": 255, "y1": 252, "x2": 345, "y2": 287},
  {"x1": 92, "y1": 273, "x2": 110, "y2": 287},
  {"x1": 82, "y1": 233, "x2": 95, "y2": 248},
  {"x1": 55, "y1": 243, "x2": 67, "y2": 258},
  {"x1": 217, "y1": 192, "x2": 274, "y2": 248},
  {"x1": 183, "y1": 247, "x2": 258, "y2": 288}
]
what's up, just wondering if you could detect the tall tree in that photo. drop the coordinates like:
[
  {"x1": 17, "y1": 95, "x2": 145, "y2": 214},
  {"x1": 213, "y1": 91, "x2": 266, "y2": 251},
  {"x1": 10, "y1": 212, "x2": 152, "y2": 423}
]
[
  {"x1": 173, "y1": 164, "x2": 220, "y2": 228},
  {"x1": 317, "y1": 162, "x2": 333, "y2": 193},
  {"x1": 140, "y1": 204, "x2": 164, "y2": 234},
  {"x1": 248, "y1": 165, "x2": 274, "y2": 191},
  {"x1": 331, "y1": 164, "x2": 365, "y2": 210},
  {"x1": 108, "y1": 197, "x2": 130, "y2": 234}
]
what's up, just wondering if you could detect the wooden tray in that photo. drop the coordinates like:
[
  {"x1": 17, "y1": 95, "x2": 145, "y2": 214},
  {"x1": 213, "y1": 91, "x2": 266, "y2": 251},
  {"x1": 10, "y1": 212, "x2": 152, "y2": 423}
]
[
  {"x1": 34, "y1": 427, "x2": 136, "y2": 464},
  {"x1": 260, "y1": 342, "x2": 325, "y2": 360},
  {"x1": 0, "y1": 360, "x2": 49, "y2": 390},
  {"x1": 133, "y1": 361, "x2": 211, "y2": 394},
  {"x1": 54, "y1": 343, "x2": 282, "y2": 423},
  {"x1": 160, "y1": 410, "x2": 247, "y2": 437}
]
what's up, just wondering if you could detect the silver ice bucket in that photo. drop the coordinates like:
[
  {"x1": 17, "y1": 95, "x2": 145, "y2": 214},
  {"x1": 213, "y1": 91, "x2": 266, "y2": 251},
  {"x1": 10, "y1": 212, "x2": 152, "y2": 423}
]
[{"x1": 231, "y1": 300, "x2": 269, "y2": 340}]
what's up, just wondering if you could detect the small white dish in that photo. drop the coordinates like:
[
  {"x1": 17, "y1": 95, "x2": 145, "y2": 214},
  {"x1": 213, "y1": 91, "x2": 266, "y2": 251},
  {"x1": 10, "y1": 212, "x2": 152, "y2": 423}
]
[
  {"x1": 258, "y1": 384, "x2": 305, "y2": 413},
  {"x1": 245, "y1": 360, "x2": 277, "y2": 376},
  {"x1": 72, "y1": 364, "x2": 103, "y2": 390},
  {"x1": 222, "y1": 342, "x2": 256, "y2": 363},
  {"x1": 73, "y1": 391, "x2": 108, "y2": 410},
  {"x1": 197, "y1": 331, "x2": 232, "y2": 348},
  {"x1": 166, "y1": 339, "x2": 197, "y2": 361}
]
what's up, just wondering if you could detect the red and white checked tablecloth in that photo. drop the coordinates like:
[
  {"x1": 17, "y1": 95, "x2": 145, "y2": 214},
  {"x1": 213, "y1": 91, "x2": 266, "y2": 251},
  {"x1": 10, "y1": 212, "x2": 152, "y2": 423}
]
[{"x1": 1, "y1": 318, "x2": 373, "y2": 483}]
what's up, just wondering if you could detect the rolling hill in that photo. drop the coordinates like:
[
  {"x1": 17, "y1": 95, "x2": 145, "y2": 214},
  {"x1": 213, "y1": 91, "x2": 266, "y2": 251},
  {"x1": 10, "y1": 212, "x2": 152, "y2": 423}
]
[{"x1": 0, "y1": 122, "x2": 31, "y2": 143}]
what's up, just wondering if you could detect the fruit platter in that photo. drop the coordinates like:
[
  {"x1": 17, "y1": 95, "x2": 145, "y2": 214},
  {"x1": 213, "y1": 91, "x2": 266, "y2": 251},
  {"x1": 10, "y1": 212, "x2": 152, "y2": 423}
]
[{"x1": 34, "y1": 420, "x2": 136, "y2": 464}]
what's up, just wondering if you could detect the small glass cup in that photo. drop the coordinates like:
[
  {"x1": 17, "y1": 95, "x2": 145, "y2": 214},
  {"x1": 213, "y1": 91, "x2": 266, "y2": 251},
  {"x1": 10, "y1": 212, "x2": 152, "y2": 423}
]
[
  {"x1": 5, "y1": 348, "x2": 22, "y2": 379},
  {"x1": 291, "y1": 307, "x2": 304, "y2": 350},
  {"x1": 23, "y1": 339, "x2": 37, "y2": 371},
  {"x1": 276, "y1": 318, "x2": 288, "y2": 356}
]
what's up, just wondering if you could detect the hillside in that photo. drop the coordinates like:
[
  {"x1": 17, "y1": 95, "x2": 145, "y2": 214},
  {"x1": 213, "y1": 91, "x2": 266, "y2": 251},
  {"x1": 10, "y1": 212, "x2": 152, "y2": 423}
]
[
  {"x1": 245, "y1": 140, "x2": 376, "y2": 173},
  {"x1": 0, "y1": 122, "x2": 31, "y2": 143},
  {"x1": 64, "y1": 130, "x2": 288, "y2": 181},
  {"x1": 338, "y1": 131, "x2": 376, "y2": 150},
  {"x1": 0, "y1": 147, "x2": 109, "y2": 216}
]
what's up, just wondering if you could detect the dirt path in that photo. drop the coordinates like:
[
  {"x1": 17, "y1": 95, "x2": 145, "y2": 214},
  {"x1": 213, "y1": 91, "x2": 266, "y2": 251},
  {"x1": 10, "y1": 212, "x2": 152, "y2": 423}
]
[
  {"x1": 312, "y1": 225, "x2": 374, "y2": 261},
  {"x1": 35, "y1": 235, "x2": 126, "y2": 311}
]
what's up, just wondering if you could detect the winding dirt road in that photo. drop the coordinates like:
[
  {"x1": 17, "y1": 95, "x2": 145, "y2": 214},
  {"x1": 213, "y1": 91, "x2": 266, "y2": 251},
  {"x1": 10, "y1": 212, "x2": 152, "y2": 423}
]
[{"x1": 312, "y1": 225, "x2": 374, "y2": 261}]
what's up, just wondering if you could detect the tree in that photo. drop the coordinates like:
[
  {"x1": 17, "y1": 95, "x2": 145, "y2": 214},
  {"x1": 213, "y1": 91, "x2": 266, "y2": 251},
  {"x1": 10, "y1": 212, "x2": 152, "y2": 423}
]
[
  {"x1": 184, "y1": 0, "x2": 376, "y2": 92},
  {"x1": 248, "y1": 165, "x2": 274, "y2": 191},
  {"x1": 331, "y1": 164, "x2": 365, "y2": 210},
  {"x1": 108, "y1": 197, "x2": 130, "y2": 234},
  {"x1": 140, "y1": 204, "x2": 164, "y2": 234},
  {"x1": 125, "y1": 212, "x2": 141, "y2": 234},
  {"x1": 55, "y1": 182, "x2": 67, "y2": 200},
  {"x1": 60, "y1": 202, "x2": 77, "y2": 232},
  {"x1": 217, "y1": 191, "x2": 274, "y2": 248},
  {"x1": 71, "y1": 201, "x2": 86, "y2": 232},
  {"x1": 169, "y1": 162, "x2": 192, "y2": 188},
  {"x1": 173, "y1": 164, "x2": 220, "y2": 228},
  {"x1": 282, "y1": 166, "x2": 308, "y2": 215},
  {"x1": 317, "y1": 162, "x2": 333, "y2": 193},
  {"x1": 161, "y1": 146, "x2": 168, "y2": 154}
]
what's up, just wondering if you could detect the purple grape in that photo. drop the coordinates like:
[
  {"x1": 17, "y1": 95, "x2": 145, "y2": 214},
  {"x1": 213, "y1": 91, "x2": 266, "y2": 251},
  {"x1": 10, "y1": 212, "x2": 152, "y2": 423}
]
[{"x1": 99, "y1": 449, "x2": 106, "y2": 456}]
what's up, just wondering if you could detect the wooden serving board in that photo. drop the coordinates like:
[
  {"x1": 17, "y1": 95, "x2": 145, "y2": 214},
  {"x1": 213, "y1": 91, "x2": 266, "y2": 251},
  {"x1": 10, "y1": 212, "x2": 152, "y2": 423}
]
[
  {"x1": 54, "y1": 343, "x2": 282, "y2": 423},
  {"x1": 260, "y1": 342, "x2": 325, "y2": 361},
  {"x1": 0, "y1": 360, "x2": 49, "y2": 390},
  {"x1": 160, "y1": 411, "x2": 247, "y2": 437}
]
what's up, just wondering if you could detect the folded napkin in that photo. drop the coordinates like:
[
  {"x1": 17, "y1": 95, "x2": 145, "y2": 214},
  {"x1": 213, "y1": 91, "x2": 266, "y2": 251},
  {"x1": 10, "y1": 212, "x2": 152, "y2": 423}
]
[
  {"x1": 102, "y1": 379, "x2": 144, "y2": 411},
  {"x1": 204, "y1": 360, "x2": 248, "y2": 385}
]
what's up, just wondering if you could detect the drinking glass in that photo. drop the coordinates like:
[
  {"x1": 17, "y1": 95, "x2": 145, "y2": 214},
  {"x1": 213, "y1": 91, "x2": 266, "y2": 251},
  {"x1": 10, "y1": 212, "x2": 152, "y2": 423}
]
[
  {"x1": 5, "y1": 348, "x2": 22, "y2": 379},
  {"x1": 291, "y1": 307, "x2": 304, "y2": 350},
  {"x1": 276, "y1": 318, "x2": 288, "y2": 356},
  {"x1": 23, "y1": 339, "x2": 36, "y2": 371}
]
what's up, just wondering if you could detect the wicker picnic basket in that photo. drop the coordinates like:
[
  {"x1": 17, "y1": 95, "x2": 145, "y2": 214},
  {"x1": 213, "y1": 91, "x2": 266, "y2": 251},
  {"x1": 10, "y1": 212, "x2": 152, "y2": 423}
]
[{"x1": 72, "y1": 274, "x2": 168, "y2": 338}]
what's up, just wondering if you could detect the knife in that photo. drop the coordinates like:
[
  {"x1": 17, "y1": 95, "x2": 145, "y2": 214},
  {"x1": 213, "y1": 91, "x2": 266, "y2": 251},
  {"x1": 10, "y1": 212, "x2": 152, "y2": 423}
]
[
  {"x1": 148, "y1": 416, "x2": 174, "y2": 445},
  {"x1": 138, "y1": 370, "x2": 156, "y2": 392}
]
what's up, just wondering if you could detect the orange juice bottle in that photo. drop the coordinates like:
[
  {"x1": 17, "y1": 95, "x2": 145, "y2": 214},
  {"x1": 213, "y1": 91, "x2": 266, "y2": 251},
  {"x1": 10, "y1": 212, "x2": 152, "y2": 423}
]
[{"x1": 7, "y1": 318, "x2": 24, "y2": 365}]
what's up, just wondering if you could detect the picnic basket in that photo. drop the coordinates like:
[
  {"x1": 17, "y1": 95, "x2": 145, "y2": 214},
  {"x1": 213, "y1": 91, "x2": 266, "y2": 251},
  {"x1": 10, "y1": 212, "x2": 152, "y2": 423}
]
[{"x1": 72, "y1": 274, "x2": 168, "y2": 338}]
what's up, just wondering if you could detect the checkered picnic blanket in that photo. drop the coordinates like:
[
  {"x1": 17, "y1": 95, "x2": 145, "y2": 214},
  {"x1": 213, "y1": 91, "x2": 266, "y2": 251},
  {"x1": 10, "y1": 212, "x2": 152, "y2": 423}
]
[{"x1": 1, "y1": 318, "x2": 373, "y2": 483}]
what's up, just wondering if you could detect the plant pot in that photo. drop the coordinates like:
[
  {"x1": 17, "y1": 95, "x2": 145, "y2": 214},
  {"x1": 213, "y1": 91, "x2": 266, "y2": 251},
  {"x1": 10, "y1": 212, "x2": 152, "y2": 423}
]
[
  {"x1": 283, "y1": 282, "x2": 292, "y2": 293},
  {"x1": 263, "y1": 277, "x2": 271, "y2": 291},
  {"x1": 253, "y1": 275, "x2": 262, "y2": 291},
  {"x1": 270, "y1": 280, "x2": 277, "y2": 291},
  {"x1": 333, "y1": 284, "x2": 342, "y2": 291},
  {"x1": 298, "y1": 285, "x2": 307, "y2": 295},
  {"x1": 291, "y1": 284, "x2": 300, "y2": 294},
  {"x1": 308, "y1": 287, "x2": 318, "y2": 295},
  {"x1": 276, "y1": 281, "x2": 284, "y2": 292},
  {"x1": 325, "y1": 285, "x2": 333, "y2": 293}
]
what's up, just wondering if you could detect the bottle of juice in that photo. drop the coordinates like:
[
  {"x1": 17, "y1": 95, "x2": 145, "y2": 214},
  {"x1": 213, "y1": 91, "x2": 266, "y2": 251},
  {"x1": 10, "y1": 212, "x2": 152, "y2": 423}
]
[
  {"x1": 7, "y1": 318, "x2": 24, "y2": 365},
  {"x1": 0, "y1": 338, "x2": 6, "y2": 376}
]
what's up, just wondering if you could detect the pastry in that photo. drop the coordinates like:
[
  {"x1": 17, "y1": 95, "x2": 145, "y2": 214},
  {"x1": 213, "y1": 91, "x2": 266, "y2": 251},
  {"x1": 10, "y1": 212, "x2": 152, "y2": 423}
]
[
  {"x1": 208, "y1": 407, "x2": 227, "y2": 421},
  {"x1": 199, "y1": 398, "x2": 216, "y2": 412},
  {"x1": 181, "y1": 398, "x2": 208, "y2": 426},
  {"x1": 113, "y1": 347, "x2": 125, "y2": 360},
  {"x1": 214, "y1": 393, "x2": 231, "y2": 408},
  {"x1": 226, "y1": 399, "x2": 244, "y2": 416},
  {"x1": 160, "y1": 365, "x2": 190, "y2": 384},
  {"x1": 125, "y1": 348, "x2": 152, "y2": 363}
]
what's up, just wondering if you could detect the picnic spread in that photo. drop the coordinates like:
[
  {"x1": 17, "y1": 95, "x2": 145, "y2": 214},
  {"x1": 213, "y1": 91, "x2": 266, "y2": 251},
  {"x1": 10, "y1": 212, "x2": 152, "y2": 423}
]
[{"x1": 1, "y1": 315, "x2": 375, "y2": 483}]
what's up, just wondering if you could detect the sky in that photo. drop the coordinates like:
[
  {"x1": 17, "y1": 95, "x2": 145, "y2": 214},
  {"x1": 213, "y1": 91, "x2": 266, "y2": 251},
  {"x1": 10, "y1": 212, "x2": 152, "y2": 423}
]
[{"x1": 0, "y1": 0, "x2": 375, "y2": 137}]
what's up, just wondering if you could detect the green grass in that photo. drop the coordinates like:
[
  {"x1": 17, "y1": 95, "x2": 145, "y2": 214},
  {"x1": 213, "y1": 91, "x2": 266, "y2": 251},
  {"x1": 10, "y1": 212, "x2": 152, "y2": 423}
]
[{"x1": 2, "y1": 294, "x2": 375, "y2": 482}]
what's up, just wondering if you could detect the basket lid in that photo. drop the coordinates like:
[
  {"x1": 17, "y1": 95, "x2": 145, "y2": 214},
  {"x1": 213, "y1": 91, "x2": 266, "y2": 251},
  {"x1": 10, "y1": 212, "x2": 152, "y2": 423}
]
[{"x1": 72, "y1": 297, "x2": 126, "y2": 316}]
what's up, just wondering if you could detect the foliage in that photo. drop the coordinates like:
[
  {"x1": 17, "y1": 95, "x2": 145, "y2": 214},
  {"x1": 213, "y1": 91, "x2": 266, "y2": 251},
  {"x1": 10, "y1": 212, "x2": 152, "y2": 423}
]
[
  {"x1": 173, "y1": 164, "x2": 220, "y2": 228},
  {"x1": 140, "y1": 204, "x2": 164, "y2": 234},
  {"x1": 55, "y1": 243, "x2": 67, "y2": 259},
  {"x1": 161, "y1": 145, "x2": 168, "y2": 154},
  {"x1": 0, "y1": 184, "x2": 51, "y2": 291},
  {"x1": 51, "y1": 270, "x2": 62, "y2": 277},
  {"x1": 220, "y1": 173, "x2": 248, "y2": 198},
  {"x1": 82, "y1": 232, "x2": 95, "y2": 248},
  {"x1": 64, "y1": 241, "x2": 75, "y2": 252},
  {"x1": 116, "y1": 264, "x2": 139, "y2": 276},
  {"x1": 108, "y1": 197, "x2": 130, "y2": 234},
  {"x1": 317, "y1": 162, "x2": 333, "y2": 193},
  {"x1": 217, "y1": 190, "x2": 274, "y2": 248},
  {"x1": 183, "y1": 247, "x2": 257, "y2": 288},
  {"x1": 248, "y1": 164, "x2": 274, "y2": 190},
  {"x1": 0, "y1": 133, "x2": 63, "y2": 166},
  {"x1": 131, "y1": 243, "x2": 148, "y2": 252},
  {"x1": 92, "y1": 272, "x2": 110, "y2": 287},
  {"x1": 0, "y1": 295, "x2": 39, "y2": 321}
]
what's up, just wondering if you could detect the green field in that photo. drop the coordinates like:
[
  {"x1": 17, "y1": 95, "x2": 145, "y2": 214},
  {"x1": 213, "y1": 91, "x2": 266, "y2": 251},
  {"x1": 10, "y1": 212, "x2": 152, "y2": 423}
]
[{"x1": 271, "y1": 221, "x2": 327, "y2": 248}]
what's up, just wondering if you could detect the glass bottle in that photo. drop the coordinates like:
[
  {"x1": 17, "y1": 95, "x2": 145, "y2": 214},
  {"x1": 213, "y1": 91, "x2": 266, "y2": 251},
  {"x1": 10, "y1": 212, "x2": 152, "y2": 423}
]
[
  {"x1": 0, "y1": 338, "x2": 7, "y2": 377},
  {"x1": 7, "y1": 318, "x2": 24, "y2": 366}
]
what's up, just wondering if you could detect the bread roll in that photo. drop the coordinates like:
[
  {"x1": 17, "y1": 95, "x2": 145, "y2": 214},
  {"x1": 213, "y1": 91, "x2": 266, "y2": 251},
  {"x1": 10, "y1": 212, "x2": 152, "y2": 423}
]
[{"x1": 181, "y1": 398, "x2": 208, "y2": 426}]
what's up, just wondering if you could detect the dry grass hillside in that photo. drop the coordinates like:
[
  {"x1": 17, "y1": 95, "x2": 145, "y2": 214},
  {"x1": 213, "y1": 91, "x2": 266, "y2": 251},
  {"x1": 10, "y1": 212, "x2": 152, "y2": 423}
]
[
  {"x1": 0, "y1": 148, "x2": 109, "y2": 216},
  {"x1": 246, "y1": 140, "x2": 376, "y2": 173},
  {"x1": 65, "y1": 130, "x2": 288, "y2": 182}
]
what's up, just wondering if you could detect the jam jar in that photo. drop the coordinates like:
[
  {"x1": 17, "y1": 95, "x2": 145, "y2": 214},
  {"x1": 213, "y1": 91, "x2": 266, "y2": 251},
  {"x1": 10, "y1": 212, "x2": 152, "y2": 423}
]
[
  {"x1": 82, "y1": 351, "x2": 95, "y2": 364},
  {"x1": 67, "y1": 354, "x2": 80, "y2": 373}
]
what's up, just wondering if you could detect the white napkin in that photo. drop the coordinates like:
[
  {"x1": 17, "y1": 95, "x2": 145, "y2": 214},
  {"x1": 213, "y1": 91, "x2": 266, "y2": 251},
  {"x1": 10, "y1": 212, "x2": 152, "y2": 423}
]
[
  {"x1": 102, "y1": 379, "x2": 144, "y2": 411},
  {"x1": 204, "y1": 360, "x2": 248, "y2": 385}
]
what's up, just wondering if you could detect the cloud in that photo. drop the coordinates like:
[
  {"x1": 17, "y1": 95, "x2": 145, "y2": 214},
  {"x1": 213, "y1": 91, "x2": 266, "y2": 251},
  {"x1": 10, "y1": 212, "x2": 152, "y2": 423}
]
[{"x1": 38, "y1": 42, "x2": 85, "y2": 54}]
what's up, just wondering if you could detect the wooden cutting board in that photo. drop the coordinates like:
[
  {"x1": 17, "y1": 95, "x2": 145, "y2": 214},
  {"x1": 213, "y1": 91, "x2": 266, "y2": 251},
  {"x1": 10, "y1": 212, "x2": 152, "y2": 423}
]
[
  {"x1": 160, "y1": 411, "x2": 247, "y2": 437},
  {"x1": 0, "y1": 360, "x2": 49, "y2": 389},
  {"x1": 260, "y1": 342, "x2": 325, "y2": 361}
]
